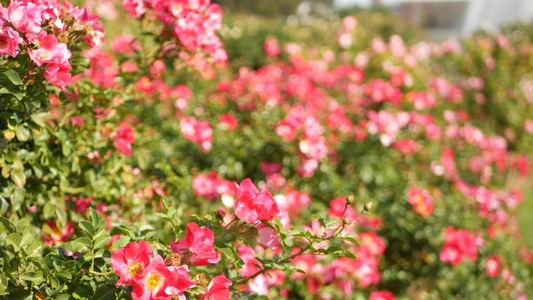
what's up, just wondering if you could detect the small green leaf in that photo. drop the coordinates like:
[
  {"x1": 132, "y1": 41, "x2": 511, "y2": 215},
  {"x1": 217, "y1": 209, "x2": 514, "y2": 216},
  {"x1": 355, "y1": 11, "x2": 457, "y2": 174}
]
[
  {"x1": 341, "y1": 250, "x2": 357, "y2": 259},
  {"x1": 11, "y1": 169, "x2": 26, "y2": 190},
  {"x1": 6, "y1": 233, "x2": 21, "y2": 249},
  {"x1": 161, "y1": 196, "x2": 169, "y2": 212},
  {"x1": 3, "y1": 70, "x2": 22, "y2": 85},
  {"x1": 89, "y1": 208, "x2": 100, "y2": 229},
  {"x1": 79, "y1": 221, "x2": 95, "y2": 237},
  {"x1": 19, "y1": 271, "x2": 44, "y2": 283},
  {"x1": 339, "y1": 235, "x2": 362, "y2": 246},
  {"x1": 0, "y1": 216, "x2": 16, "y2": 233},
  {"x1": 14, "y1": 126, "x2": 30, "y2": 142},
  {"x1": 71, "y1": 237, "x2": 92, "y2": 251},
  {"x1": 20, "y1": 226, "x2": 33, "y2": 248},
  {"x1": 93, "y1": 284, "x2": 118, "y2": 300},
  {"x1": 55, "y1": 270, "x2": 72, "y2": 280},
  {"x1": 93, "y1": 232, "x2": 111, "y2": 249}
]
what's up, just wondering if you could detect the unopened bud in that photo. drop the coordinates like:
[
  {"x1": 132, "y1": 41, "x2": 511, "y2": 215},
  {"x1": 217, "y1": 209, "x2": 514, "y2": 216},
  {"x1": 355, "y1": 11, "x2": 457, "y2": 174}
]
[
  {"x1": 342, "y1": 217, "x2": 350, "y2": 225},
  {"x1": 346, "y1": 193, "x2": 355, "y2": 204},
  {"x1": 364, "y1": 202, "x2": 373, "y2": 212},
  {"x1": 164, "y1": 253, "x2": 181, "y2": 266}
]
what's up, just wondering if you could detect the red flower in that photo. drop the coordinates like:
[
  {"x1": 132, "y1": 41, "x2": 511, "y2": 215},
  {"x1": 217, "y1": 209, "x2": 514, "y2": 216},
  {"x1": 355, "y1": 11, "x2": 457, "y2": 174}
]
[
  {"x1": 180, "y1": 116, "x2": 213, "y2": 152},
  {"x1": 256, "y1": 223, "x2": 279, "y2": 249},
  {"x1": 114, "y1": 124, "x2": 135, "y2": 156},
  {"x1": 485, "y1": 255, "x2": 501, "y2": 278},
  {"x1": 41, "y1": 221, "x2": 74, "y2": 245},
  {"x1": 170, "y1": 223, "x2": 221, "y2": 266},
  {"x1": 234, "y1": 178, "x2": 280, "y2": 224},
  {"x1": 238, "y1": 245, "x2": 262, "y2": 277},
  {"x1": 28, "y1": 31, "x2": 71, "y2": 66},
  {"x1": 408, "y1": 188, "x2": 434, "y2": 217},
  {"x1": 370, "y1": 291, "x2": 396, "y2": 300},
  {"x1": 0, "y1": 26, "x2": 21, "y2": 57},
  {"x1": 201, "y1": 274, "x2": 232, "y2": 300},
  {"x1": 439, "y1": 226, "x2": 478, "y2": 266},
  {"x1": 220, "y1": 113, "x2": 238, "y2": 130},
  {"x1": 111, "y1": 241, "x2": 153, "y2": 286},
  {"x1": 132, "y1": 255, "x2": 196, "y2": 300}
]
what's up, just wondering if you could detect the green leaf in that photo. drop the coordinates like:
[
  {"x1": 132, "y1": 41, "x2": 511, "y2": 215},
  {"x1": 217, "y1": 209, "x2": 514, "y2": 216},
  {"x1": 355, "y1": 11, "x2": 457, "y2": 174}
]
[
  {"x1": 0, "y1": 197, "x2": 7, "y2": 216},
  {"x1": 11, "y1": 169, "x2": 25, "y2": 190},
  {"x1": 3, "y1": 70, "x2": 22, "y2": 85},
  {"x1": 71, "y1": 237, "x2": 92, "y2": 252},
  {"x1": 55, "y1": 270, "x2": 72, "y2": 280},
  {"x1": 20, "y1": 226, "x2": 33, "y2": 248},
  {"x1": 19, "y1": 271, "x2": 44, "y2": 283},
  {"x1": 110, "y1": 235, "x2": 130, "y2": 250},
  {"x1": 93, "y1": 284, "x2": 118, "y2": 300},
  {"x1": 93, "y1": 232, "x2": 111, "y2": 249},
  {"x1": 339, "y1": 235, "x2": 362, "y2": 246},
  {"x1": 0, "y1": 216, "x2": 16, "y2": 233},
  {"x1": 161, "y1": 196, "x2": 169, "y2": 212},
  {"x1": 219, "y1": 247, "x2": 233, "y2": 260},
  {"x1": 25, "y1": 242, "x2": 42, "y2": 258},
  {"x1": 6, "y1": 233, "x2": 21, "y2": 249},
  {"x1": 341, "y1": 250, "x2": 357, "y2": 259},
  {"x1": 89, "y1": 208, "x2": 100, "y2": 229},
  {"x1": 14, "y1": 126, "x2": 30, "y2": 142},
  {"x1": 79, "y1": 221, "x2": 95, "y2": 237}
]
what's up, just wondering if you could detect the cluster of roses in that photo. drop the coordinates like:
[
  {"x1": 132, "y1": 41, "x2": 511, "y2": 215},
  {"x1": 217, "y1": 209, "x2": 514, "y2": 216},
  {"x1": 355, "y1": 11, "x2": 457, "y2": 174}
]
[
  {"x1": 111, "y1": 239, "x2": 230, "y2": 300},
  {"x1": 439, "y1": 226, "x2": 479, "y2": 266},
  {"x1": 111, "y1": 178, "x2": 283, "y2": 299},
  {"x1": 0, "y1": 0, "x2": 104, "y2": 88},
  {"x1": 122, "y1": 0, "x2": 227, "y2": 69}
]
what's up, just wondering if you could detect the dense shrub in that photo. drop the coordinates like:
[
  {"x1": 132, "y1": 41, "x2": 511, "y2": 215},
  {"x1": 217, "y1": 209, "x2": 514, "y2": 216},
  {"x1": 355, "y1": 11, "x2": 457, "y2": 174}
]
[{"x1": 0, "y1": 0, "x2": 532, "y2": 299}]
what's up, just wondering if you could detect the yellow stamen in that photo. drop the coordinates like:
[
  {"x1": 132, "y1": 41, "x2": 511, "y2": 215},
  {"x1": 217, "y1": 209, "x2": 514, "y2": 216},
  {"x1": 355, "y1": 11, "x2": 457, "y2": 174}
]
[
  {"x1": 146, "y1": 273, "x2": 162, "y2": 291},
  {"x1": 127, "y1": 261, "x2": 143, "y2": 277}
]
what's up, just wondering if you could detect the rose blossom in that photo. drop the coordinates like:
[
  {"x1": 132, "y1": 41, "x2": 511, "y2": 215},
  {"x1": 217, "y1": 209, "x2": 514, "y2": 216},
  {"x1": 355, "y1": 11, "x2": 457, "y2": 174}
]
[
  {"x1": 170, "y1": 222, "x2": 221, "y2": 266},
  {"x1": 113, "y1": 124, "x2": 135, "y2": 156},
  {"x1": 201, "y1": 274, "x2": 232, "y2": 300},
  {"x1": 111, "y1": 241, "x2": 153, "y2": 286},
  {"x1": 132, "y1": 255, "x2": 196, "y2": 299},
  {"x1": 234, "y1": 178, "x2": 280, "y2": 224},
  {"x1": 0, "y1": 26, "x2": 21, "y2": 57}
]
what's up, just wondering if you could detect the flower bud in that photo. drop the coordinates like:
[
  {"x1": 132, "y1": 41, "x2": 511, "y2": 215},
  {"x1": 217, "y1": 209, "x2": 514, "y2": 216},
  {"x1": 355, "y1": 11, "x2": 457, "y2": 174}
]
[
  {"x1": 364, "y1": 202, "x2": 373, "y2": 212},
  {"x1": 346, "y1": 193, "x2": 355, "y2": 204},
  {"x1": 342, "y1": 217, "x2": 350, "y2": 225}
]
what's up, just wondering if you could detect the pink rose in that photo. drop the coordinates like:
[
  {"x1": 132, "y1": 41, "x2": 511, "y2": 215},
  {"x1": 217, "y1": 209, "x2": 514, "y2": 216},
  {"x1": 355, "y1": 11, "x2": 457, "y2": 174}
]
[
  {"x1": 170, "y1": 222, "x2": 221, "y2": 266},
  {"x1": 8, "y1": 1, "x2": 42, "y2": 34},
  {"x1": 113, "y1": 124, "x2": 135, "y2": 156},
  {"x1": 28, "y1": 31, "x2": 71, "y2": 66},
  {"x1": 257, "y1": 223, "x2": 279, "y2": 249},
  {"x1": 180, "y1": 116, "x2": 212, "y2": 152},
  {"x1": 201, "y1": 274, "x2": 232, "y2": 300},
  {"x1": 132, "y1": 255, "x2": 196, "y2": 299},
  {"x1": 122, "y1": 0, "x2": 145, "y2": 18},
  {"x1": 45, "y1": 62, "x2": 72, "y2": 89},
  {"x1": 110, "y1": 241, "x2": 153, "y2": 286},
  {"x1": 370, "y1": 291, "x2": 395, "y2": 300},
  {"x1": 234, "y1": 178, "x2": 280, "y2": 224},
  {"x1": 485, "y1": 255, "x2": 500, "y2": 278},
  {"x1": 0, "y1": 26, "x2": 21, "y2": 57}
]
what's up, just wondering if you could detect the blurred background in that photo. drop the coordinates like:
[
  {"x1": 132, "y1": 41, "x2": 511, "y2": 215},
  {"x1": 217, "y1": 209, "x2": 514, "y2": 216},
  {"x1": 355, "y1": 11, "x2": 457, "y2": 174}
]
[
  {"x1": 336, "y1": 0, "x2": 533, "y2": 40},
  {"x1": 208, "y1": 0, "x2": 533, "y2": 248}
]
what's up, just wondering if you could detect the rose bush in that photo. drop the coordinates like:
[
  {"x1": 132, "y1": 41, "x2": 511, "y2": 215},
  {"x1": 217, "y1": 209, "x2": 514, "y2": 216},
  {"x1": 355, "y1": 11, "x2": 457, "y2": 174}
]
[{"x1": 0, "y1": 0, "x2": 532, "y2": 299}]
